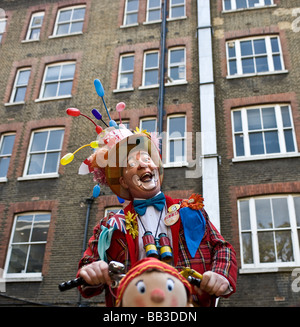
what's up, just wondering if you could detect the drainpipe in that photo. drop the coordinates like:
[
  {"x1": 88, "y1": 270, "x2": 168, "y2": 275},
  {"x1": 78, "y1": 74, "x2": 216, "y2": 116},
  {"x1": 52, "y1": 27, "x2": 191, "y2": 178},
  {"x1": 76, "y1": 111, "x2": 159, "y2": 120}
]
[
  {"x1": 158, "y1": 0, "x2": 167, "y2": 153},
  {"x1": 196, "y1": 0, "x2": 221, "y2": 232},
  {"x1": 77, "y1": 196, "x2": 94, "y2": 306}
]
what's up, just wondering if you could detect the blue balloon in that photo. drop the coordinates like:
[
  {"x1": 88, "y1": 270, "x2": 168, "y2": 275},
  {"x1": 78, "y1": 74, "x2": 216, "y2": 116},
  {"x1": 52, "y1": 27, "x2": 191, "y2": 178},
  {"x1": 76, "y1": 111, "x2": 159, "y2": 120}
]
[
  {"x1": 109, "y1": 120, "x2": 118, "y2": 127},
  {"x1": 117, "y1": 196, "x2": 125, "y2": 204},
  {"x1": 92, "y1": 108, "x2": 102, "y2": 120},
  {"x1": 94, "y1": 79, "x2": 105, "y2": 97},
  {"x1": 93, "y1": 184, "x2": 101, "y2": 198}
]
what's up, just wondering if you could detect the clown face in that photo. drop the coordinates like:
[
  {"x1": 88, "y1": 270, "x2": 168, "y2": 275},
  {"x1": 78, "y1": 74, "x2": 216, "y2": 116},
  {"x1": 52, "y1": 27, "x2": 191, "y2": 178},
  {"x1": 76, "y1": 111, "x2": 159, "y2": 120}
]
[
  {"x1": 121, "y1": 270, "x2": 191, "y2": 307},
  {"x1": 119, "y1": 150, "x2": 161, "y2": 199}
]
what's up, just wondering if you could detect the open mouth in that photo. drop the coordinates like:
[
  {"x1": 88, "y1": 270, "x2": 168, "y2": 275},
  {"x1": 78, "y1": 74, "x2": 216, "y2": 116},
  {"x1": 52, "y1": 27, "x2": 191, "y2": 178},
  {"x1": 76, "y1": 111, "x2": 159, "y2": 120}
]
[
  {"x1": 140, "y1": 172, "x2": 154, "y2": 183},
  {"x1": 132, "y1": 170, "x2": 159, "y2": 190}
]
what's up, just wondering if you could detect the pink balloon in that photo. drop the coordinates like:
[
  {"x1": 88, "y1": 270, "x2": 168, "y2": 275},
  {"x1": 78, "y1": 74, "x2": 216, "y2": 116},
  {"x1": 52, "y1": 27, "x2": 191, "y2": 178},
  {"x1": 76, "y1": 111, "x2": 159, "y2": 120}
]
[{"x1": 116, "y1": 102, "x2": 126, "y2": 112}]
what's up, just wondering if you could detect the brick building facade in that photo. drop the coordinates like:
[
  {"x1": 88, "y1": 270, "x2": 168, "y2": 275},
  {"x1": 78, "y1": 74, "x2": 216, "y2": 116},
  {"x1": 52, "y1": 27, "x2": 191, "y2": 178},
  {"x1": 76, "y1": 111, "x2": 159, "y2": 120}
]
[{"x1": 0, "y1": 0, "x2": 299, "y2": 307}]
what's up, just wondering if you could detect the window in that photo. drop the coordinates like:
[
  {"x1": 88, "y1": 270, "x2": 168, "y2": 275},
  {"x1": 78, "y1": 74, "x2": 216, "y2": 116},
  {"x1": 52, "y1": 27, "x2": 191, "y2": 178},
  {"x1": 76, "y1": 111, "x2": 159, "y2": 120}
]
[
  {"x1": 169, "y1": 0, "x2": 185, "y2": 19},
  {"x1": 168, "y1": 47, "x2": 186, "y2": 83},
  {"x1": 0, "y1": 19, "x2": 7, "y2": 43},
  {"x1": 166, "y1": 115, "x2": 186, "y2": 164},
  {"x1": 140, "y1": 118, "x2": 157, "y2": 133},
  {"x1": 143, "y1": 51, "x2": 159, "y2": 87},
  {"x1": 4, "y1": 212, "x2": 51, "y2": 277},
  {"x1": 104, "y1": 207, "x2": 123, "y2": 217},
  {"x1": 53, "y1": 5, "x2": 86, "y2": 36},
  {"x1": 232, "y1": 105, "x2": 297, "y2": 159},
  {"x1": 238, "y1": 195, "x2": 300, "y2": 269},
  {"x1": 25, "y1": 12, "x2": 44, "y2": 41},
  {"x1": 123, "y1": 0, "x2": 139, "y2": 26},
  {"x1": 117, "y1": 54, "x2": 134, "y2": 90},
  {"x1": 23, "y1": 128, "x2": 64, "y2": 177},
  {"x1": 223, "y1": 0, "x2": 273, "y2": 11},
  {"x1": 146, "y1": 0, "x2": 161, "y2": 22},
  {"x1": 227, "y1": 36, "x2": 285, "y2": 77},
  {"x1": 9, "y1": 68, "x2": 31, "y2": 103},
  {"x1": 39, "y1": 62, "x2": 75, "y2": 99},
  {"x1": 0, "y1": 133, "x2": 15, "y2": 180}
]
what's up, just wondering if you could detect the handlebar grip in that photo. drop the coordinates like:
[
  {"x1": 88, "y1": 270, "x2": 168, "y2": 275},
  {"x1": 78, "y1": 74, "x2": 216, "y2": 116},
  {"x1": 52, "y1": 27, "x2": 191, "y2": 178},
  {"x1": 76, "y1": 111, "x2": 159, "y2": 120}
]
[
  {"x1": 187, "y1": 276, "x2": 201, "y2": 288},
  {"x1": 58, "y1": 277, "x2": 85, "y2": 292}
]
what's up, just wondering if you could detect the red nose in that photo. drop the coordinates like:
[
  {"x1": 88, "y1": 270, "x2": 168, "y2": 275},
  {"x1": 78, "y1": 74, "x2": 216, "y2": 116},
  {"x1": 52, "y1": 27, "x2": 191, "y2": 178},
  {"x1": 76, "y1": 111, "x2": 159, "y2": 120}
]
[{"x1": 150, "y1": 289, "x2": 165, "y2": 303}]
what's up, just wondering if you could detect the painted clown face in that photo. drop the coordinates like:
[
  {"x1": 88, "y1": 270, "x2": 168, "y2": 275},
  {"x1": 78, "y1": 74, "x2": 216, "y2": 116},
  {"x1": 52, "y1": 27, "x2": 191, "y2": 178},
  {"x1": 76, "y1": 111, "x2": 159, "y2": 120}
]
[
  {"x1": 120, "y1": 270, "x2": 192, "y2": 307},
  {"x1": 119, "y1": 150, "x2": 161, "y2": 199}
]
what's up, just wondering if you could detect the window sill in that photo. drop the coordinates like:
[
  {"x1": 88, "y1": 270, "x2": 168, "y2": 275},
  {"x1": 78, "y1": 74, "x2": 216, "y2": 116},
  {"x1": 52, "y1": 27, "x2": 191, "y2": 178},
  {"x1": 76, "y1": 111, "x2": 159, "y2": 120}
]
[
  {"x1": 232, "y1": 153, "x2": 300, "y2": 163},
  {"x1": 35, "y1": 95, "x2": 72, "y2": 102},
  {"x1": 113, "y1": 87, "x2": 134, "y2": 93},
  {"x1": 240, "y1": 266, "x2": 297, "y2": 274},
  {"x1": 222, "y1": 4, "x2": 277, "y2": 14},
  {"x1": 21, "y1": 39, "x2": 40, "y2": 43},
  {"x1": 17, "y1": 173, "x2": 59, "y2": 181},
  {"x1": 48, "y1": 32, "x2": 83, "y2": 39},
  {"x1": 167, "y1": 16, "x2": 187, "y2": 22},
  {"x1": 143, "y1": 20, "x2": 162, "y2": 25},
  {"x1": 138, "y1": 84, "x2": 159, "y2": 90},
  {"x1": 2, "y1": 276, "x2": 43, "y2": 283},
  {"x1": 4, "y1": 101, "x2": 25, "y2": 106},
  {"x1": 165, "y1": 80, "x2": 188, "y2": 87},
  {"x1": 227, "y1": 70, "x2": 289, "y2": 79},
  {"x1": 0, "y1": 177, "x2": 8, "y2": 183},
  {"x1": 120, "y1": 23, "x2": 139, "y2": 29},
  {"x1": 163, "y1": 161, "x2": 189, "y2": 168}
]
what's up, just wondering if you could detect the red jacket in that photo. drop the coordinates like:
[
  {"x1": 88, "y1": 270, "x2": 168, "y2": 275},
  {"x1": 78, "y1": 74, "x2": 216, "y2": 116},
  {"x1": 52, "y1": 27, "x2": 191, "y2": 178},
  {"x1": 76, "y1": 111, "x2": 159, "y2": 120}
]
[{"x1": 77, "y1": 195, "x2": 237, "y2": 306}]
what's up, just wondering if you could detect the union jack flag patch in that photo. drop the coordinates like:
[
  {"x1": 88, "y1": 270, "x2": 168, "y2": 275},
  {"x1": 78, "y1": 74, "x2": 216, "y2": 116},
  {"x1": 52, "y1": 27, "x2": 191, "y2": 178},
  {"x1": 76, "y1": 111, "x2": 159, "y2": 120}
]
[{"x1": 107, "y1": 210, "x2": 127, "y2": 234}]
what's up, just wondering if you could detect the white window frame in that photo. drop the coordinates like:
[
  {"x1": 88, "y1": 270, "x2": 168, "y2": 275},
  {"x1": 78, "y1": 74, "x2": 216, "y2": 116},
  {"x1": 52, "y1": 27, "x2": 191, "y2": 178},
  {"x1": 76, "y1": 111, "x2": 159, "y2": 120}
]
[
  {"x1": 0, "y1": 18, "x2": 7, "y2": 43},
  {"x1": 0, "y1": 133, "x2": 16, "y2": 182},
  {"x1": 22, "y1": 128, "x2": 64, "y2": 179},
  {"x1": 123, "y1": 0, "x2": 139, "y2": 26},
  {"x1": 223, "y1": 0, "x2": 274, "y2": 12},
  {"x1": 146, "y1": 0, "x2": 161, "y2": 23},
  {"x1": 4, "y1": 212, "x2": 51, "y2": 281},
  {"x1": 226, "y1": 36, "x2": 286, "y2": 78},
  {"x1": 9, "y1": 68, "x2": 31, "y2": 104},
  {"x1": 169, "y1": 0, "x2": 186, "y2": 20},
  {"x1": 165, "y1": 114, "x2": 187, "y2": 167},
  {"x1": 142, "y1": 50, "x2": 159, "y2": 88},
  {"x1": 167, "y1": 47, "x2": 187, "y2": 85},
  {"x1": 25, "y1": 11, "x2": 44, "y2": 41},
  {"x1": 238, "y1": 195, "x2": 300, "y2": 273},
  {"x1": 52, "y1": 5, "x2": 86, "y2": 37},
  {"x1": 117, "y1": 54, "x2": 135, "y2": 91},
  {"x1": 231, "y1": 104, "x2": 299, "y2": 161},
  {"x1": 140, "y1": 117, "x2": 157, "y2": 133},
  {"x1": 38, "y1": 62, "x2": 75, "y2": 101}
]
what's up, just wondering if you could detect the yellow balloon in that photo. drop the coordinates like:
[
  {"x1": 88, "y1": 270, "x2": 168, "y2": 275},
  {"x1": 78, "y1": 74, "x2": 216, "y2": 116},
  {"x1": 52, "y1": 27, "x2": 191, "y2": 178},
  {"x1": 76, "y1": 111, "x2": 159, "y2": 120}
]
[
  {"x1": 90, "y1": 141, "x2": 99, "y2": 148},
  {"x1": 60, "y1": 153, "x2": 74, "y2": 165}
]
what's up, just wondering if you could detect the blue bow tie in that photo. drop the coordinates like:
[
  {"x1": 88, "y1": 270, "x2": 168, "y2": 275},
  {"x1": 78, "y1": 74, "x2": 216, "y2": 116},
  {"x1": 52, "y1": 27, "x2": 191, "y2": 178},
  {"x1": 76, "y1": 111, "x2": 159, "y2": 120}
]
[{"x1": 133, "y1": 193, "x2": 166, "y2": 216}]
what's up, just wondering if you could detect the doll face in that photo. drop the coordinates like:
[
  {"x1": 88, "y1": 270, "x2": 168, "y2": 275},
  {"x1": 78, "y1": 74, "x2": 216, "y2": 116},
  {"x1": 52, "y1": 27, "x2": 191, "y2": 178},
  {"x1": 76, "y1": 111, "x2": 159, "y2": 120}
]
[
  {"x1": 119, "y1": 150, "x2": 161, "y2": 199},
  {"x1": 121, "y1": 271, "x2": 189, "y2": 307}
]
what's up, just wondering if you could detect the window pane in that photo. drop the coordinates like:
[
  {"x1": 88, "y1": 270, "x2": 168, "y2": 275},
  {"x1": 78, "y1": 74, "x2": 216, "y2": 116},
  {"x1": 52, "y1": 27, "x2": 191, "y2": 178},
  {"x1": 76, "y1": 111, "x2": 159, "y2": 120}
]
[
  {"x1": 150, "y1": 0, "x2": 160, "y2": 6},
  {"x1": 58, "y1": 81, "x2": 73, "y2": 96},
  {"x1": 148, "y1": 10, "x2": 160, "y2": 21},
  {"x1": 228, "y1": 44, "x2": 236, "y2": 58},
  {"x1": 146, "y1": 53, "x2": 158, "y2": 68},
  {"x1": 240, "y1": 40, "x2": 253, "y2": 56},
  {"x1": 242, "y1": 232, "x2": 253, "y2": 264},
  {"x1": 273, "y1": 55, "x2": 282, "y2": 71},
  {"x1": 271, "y1": 37, "x2": 280, "y2": 53},
  {"x1": 258, "y1": 231, "x2": 275, "y2": 262},
  {"x1": 56, "y1": 23, "x2": 69, "y2": 35},
  {"x1": 272, "y1": 198, "x2": 290, "y2": 228},
  {"x1": 121, "y1": 56, "x2": 134, "y2": 71},
  {"x1": 7, "y1": 244, "x2": 28, "y2": 273},
  {"x1": 229, "y1": 60, "x2": 237, "y2": 75},
  {"x1": 32, "y1": 15, "x2": 44, "y2": 27},
  {"x1": 58, "y1": 10, "x2": 72, "y2": 22},
  {"x1": 249, "y1": 0, "x2": 260, "y2": 7},
  {"x1": 44, "y1": 152, "x2": 59, "y2": 173},
  {"x1": 47, "y1": 130, "x2": 64, "y2": 150},
  {"x1": 275, "y1": 231, "x2": 294, "y2": 262},
  {"x1": 27, "y1": 154, "x2": 44, "y2": 175},
  {"x1": 254, "y1": 39, "x2": 266, "y2": 54},
  {"x1": 61, "y1": 64, "x2": 75, "y2": 79},
  {"x1": 170, "y1": 49, "x2": 184, "y2": 64},
  {"x1": 281, "y1": 106, "x2": 291, "y2": 127},
  {"x1": 43, "y1": 83, "x2": 58, "y2": 98},
  {"x1": 224, "y1": 0, "x2": 231, "y2": 10},
  {"x1": 141, "y1": 119, "x2": 156, "y2": 133},
  {"x1": 169, "y1": 117, "x2": 185, "y2": 137},
  {"x1": 17, "y1": 70, "x2": 30, "y2": 85},
  {"x1": 265, "y1": 131, "x2": 280, "y2": 153},
  {"x1": 120, "y1": 73, "x2": 133, "y2": 89},
  {"x1": 126, "y1": 13, "x2": 138, "y2": 25},
  {"x1": 14, "y1": 87, "x2": 27, "y2": 102},
  {"x1": 240, "y1": 200, "x2": 251, "y2": 230},
  {"x1": 13, "y1": 216, "x2": 33, "y2": 243},
  {"x1": 0, "y1": 135, "x2": 15, "y2": 155},
  {"x1": 294, "y1": 197, "x2": 300, "y2": 227},
  {"x1": 45, "y1": 66, "x2": 60, "y2": 81},
  {"x1": 233, "y1": 111, "x2": 242, "y2": 132},
  {"x1": 31, "y1": 214, "x2": 51, "y2": 242},
  {"x1": 73, "y1": 8, "x2": 85, "y2": 20},
  {"x1": 235, "y1": 134, "x2": 245, "y2": 156},
  {"x1": 284, "y1": 130, "x2": 295, "y2": 152},
  {"x1": 31, "y1": 132, "x2": 47, "y2": 152},
  {"x1": 127, "y1": 0, "x2": 139, "y2": 11},
  {"x1": 170, "y1": 139, "x2": 185, "y2": 162},
  {"x1": 171, "y1": 6, "x2": 185, "y2": 17},
  {"x1": 26, "y1": 244, "x2": 46, "y2": 273},
  {"x1": 262, "y1": 107, "x2": 276, "y2": 129},
  {"x1": 255, "y1": 198, "x2": 272, "y2": 229},
  {"x1": 255, "y1": 56, "x2": 268, "y2": 72},
  {"x1": 70, "y1": 21, "x2": 83, "y2": 33},
  {"x1": 236, "y1": 0, "x2": 247, "y2": 8},
  {"x1": 242, "y1": 58, "x2": 255, "y2": 74},
  {"x1": 247, "y1": 109, "x2": 261, "y2": 130},
  {"x1": 0, "y1": 158, "x2": 10, "y2": 178},
  {"x1": 29, "y1": 28, "x2": 40, "y2": 40},
  {"x1": 145, "y1": 70, "x2": 158, "y2": 85},
  {"x1": 249, "y1": 132, "x2": 264, "y2": 155}
]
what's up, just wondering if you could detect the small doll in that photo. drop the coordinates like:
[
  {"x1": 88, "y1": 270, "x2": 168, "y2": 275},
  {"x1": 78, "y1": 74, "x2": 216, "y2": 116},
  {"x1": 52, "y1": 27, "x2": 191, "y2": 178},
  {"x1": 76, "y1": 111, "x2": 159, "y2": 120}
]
[{"x1": 115, "y1": 257, "x2": 193, "y2": 307}]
